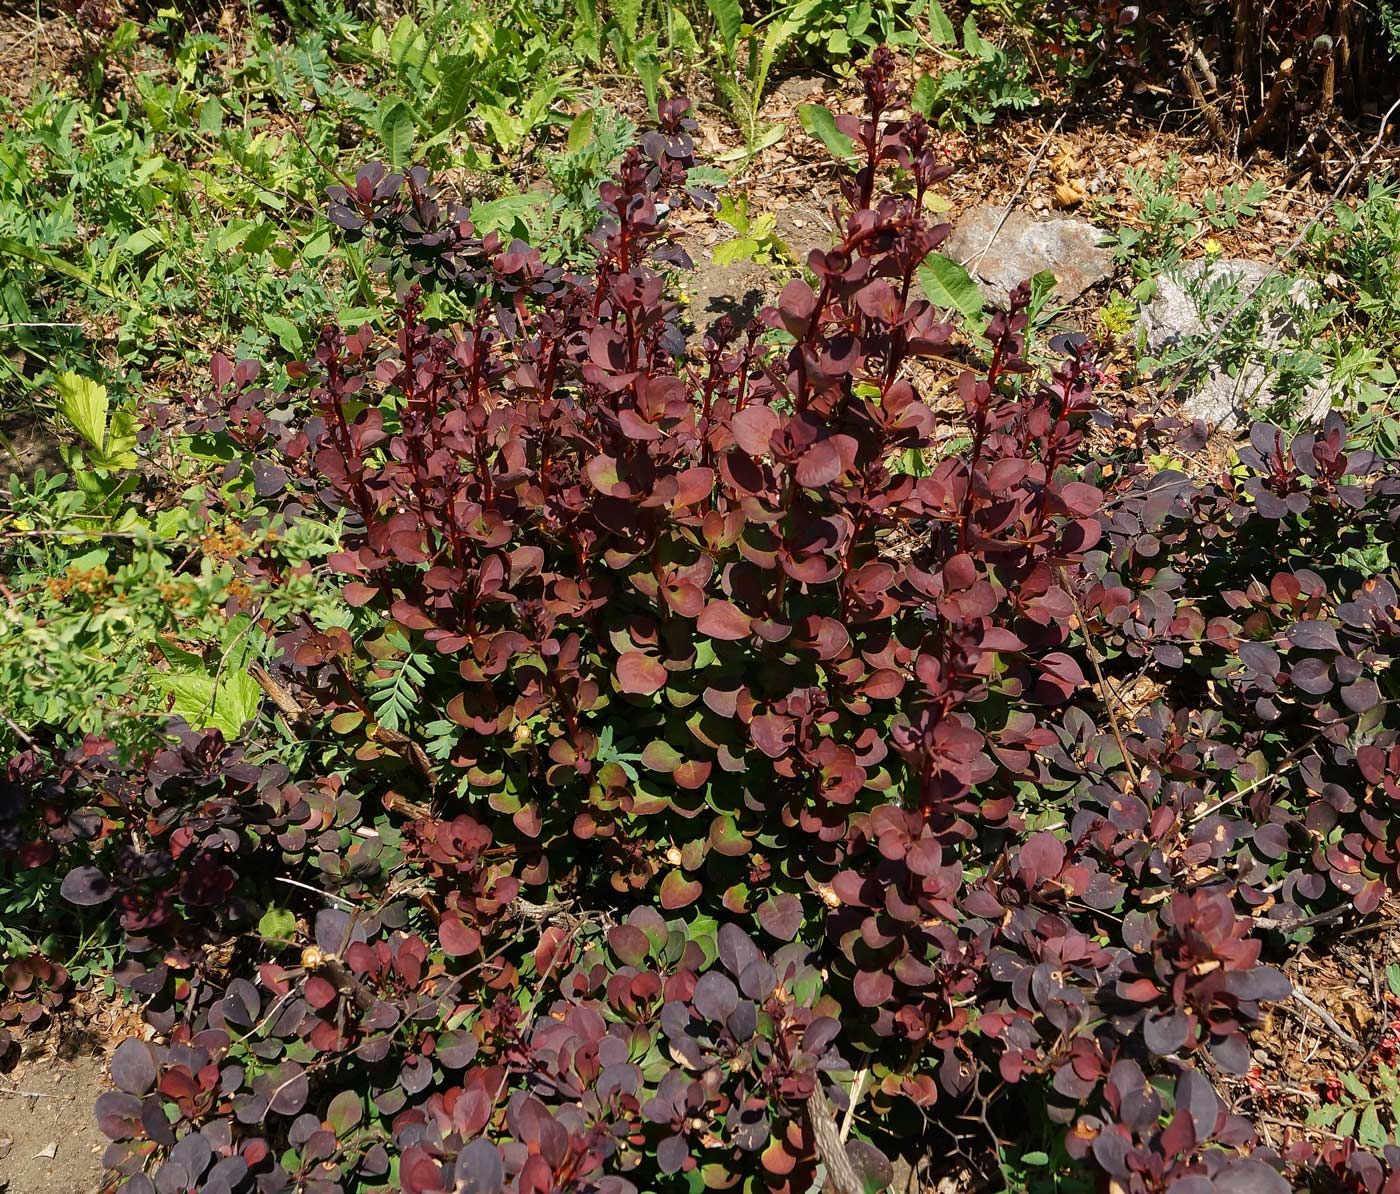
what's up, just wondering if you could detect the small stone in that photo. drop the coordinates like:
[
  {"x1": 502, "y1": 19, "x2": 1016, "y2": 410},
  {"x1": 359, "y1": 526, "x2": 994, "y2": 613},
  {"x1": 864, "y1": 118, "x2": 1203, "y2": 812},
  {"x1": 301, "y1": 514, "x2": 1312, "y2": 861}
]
[{"x1": 943, "y1": 205, "x2": 1114, "y2": 308}]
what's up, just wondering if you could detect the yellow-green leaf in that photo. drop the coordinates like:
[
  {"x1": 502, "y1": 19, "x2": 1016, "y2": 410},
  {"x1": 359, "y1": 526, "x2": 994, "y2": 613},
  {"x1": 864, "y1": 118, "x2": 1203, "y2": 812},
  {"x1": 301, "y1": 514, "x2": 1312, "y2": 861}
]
[{"x1": 55, "y1": 372, "x2": 109, "y2": 451}]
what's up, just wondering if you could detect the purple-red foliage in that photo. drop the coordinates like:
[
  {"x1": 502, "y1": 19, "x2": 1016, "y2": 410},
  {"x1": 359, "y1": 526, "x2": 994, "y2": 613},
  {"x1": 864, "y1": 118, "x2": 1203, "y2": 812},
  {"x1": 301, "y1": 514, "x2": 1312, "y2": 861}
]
[{"x1": 4, "y1": 48, "x2": 1398, "y2": 1194}]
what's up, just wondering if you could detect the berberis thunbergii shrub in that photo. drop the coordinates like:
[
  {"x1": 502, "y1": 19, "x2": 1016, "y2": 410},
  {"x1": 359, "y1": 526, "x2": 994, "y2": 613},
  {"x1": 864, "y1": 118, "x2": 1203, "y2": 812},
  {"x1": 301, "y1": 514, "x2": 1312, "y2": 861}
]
[{"x1": 2, "y1": 48, "x2": 1398, "y2": 1194}]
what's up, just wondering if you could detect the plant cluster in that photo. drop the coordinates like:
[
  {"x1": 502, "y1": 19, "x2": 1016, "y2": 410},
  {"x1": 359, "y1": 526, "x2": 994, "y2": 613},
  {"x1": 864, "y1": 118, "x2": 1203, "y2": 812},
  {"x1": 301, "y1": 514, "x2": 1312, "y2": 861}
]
[{"x1": 2, "y1": 42, "x2": 1399, "y2": 1194}]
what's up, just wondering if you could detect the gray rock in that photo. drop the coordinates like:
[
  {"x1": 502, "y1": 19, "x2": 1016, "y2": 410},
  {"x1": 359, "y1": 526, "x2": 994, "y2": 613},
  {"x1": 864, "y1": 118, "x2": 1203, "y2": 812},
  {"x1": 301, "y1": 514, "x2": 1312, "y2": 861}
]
[
  {"x1": 943, "y1": 205, "x2": 1114, "y2": 308},
  {"x1": 1139, "y1": 258, "x2": 1333, "y2": 428},
  {"x1": 1139, "y1": 257, "x2": 1312, "y2": 356}
]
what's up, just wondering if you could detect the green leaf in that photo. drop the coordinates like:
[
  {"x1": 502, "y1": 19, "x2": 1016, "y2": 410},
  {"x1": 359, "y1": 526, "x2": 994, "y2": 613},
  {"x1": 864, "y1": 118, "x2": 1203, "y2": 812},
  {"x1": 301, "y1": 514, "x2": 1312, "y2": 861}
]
[
  {"x1": 927, "y1": 0, "x2": 954, "y2": 44},
  {"x1": 713, "y1": 238, "x2": 758, "y2": 266},
  {"x1": 264, "y1": 315, "x2": 303, "y2": 356},
  {"x1": 155, "y1": 637, "x2": 207, "y2": 672},
  {"x1": 478, "y1": 104, "x2": 525, "y2": 152},
  {"x1": 377, "y1": 97, "x2": 417, "y2": 166},
  {"x1": 198, "y1": 95, "x2": 223, "y2": 136},
  {"x1": 752, "y1": 17, "x2": 797, "y2": 101},
  {"x1": 668, "y1": 8, "x2": 700, "y2": 56},
  {"x1": 55, "y1": 372, "x2": 108, "y2": 452},
  {"x1": 636, "y1": 50, "x2": 662, "y2": 120},
  {"x1": 156, "y1": 669, "x2": 262, "y2": 740},
  {"x1": 121, "y1": 227, "x2": 164, "y2": 256},
  {"x1": 1342, "y1": 1072, "x2": 1369, "y2": 1100},
  {"x1": 918, "y1": 252, "x2": 986, "y2": 326},
  {"x1": 1385, "y1": 963, "x2": 1400, "y2": 997},
  {"x1": 613, "y1": 0, "x2": 641, "y2": 42},
  {"x1": 94, "y1": 406, "x2": 139, "y2": 469},
  {"x1": 430, "y1": 55, "x2": 478, "y2": 134},
  {"x1": 1019, "y1": 1152, "x2": 1050, "y2": 1166},
  {"x1": 471, "y1": 193, "x2": 547, "y2": 239},
  {"x1": 387, "y1": 14, "x2": 427, "y2": 73},
  {"x1": 962, "y1": 12, "x2": 990, "y2": 56},
  {"x1": 1362, "y1": 1104, "x2": 1388, "y2": 1148},
  {"x1": 258, "y1": 906, "x2": 297, "y2": 942},
  {"x1": 704, "y1": 0, "x2": 742, "y2": 57},
  {"x1": 798, "y1": 103, "x2": 855, "y2": 159},
  {"x1": 566, "y1": 108, "x2": 595, "y2": 154},
  {"x1": 911, "y1": 72, "x2": 938, "y2": 117}
]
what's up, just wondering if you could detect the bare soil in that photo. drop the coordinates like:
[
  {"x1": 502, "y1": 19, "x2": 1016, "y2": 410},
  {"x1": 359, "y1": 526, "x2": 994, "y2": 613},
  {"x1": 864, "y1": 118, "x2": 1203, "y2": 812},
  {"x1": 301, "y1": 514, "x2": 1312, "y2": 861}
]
[{"x1": 0, "y1": 995, "x2": 145, "y2": 1194}]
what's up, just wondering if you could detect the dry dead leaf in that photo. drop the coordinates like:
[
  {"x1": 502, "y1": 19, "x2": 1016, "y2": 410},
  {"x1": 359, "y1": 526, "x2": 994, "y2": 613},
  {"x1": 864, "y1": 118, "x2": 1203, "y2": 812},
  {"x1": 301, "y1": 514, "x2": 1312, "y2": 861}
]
[{"x1": 1054, "y1": 181, "x2": 1088, "y2": 208}]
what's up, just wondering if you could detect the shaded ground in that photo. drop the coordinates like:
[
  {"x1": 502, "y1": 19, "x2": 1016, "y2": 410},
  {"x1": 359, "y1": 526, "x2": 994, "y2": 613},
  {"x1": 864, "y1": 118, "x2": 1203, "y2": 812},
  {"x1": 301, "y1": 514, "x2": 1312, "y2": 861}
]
[
  {"x1": 0, "y1": 994, "x2": 145, "y2": 1194},
  {"x1": 0, "y1": 1051, "x2": 109, "y2": 1194}
]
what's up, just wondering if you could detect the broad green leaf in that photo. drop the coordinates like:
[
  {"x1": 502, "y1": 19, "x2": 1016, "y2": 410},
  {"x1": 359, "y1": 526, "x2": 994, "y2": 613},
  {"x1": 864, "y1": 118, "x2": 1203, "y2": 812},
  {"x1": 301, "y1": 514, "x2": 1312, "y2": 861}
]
[
  {"x1": 798, "y1": 103, "x2": 855, "y2": 159},
  {"x1": 94, "y1": 406, "x2": 139, "y2": 469},
  {"x1": 962, "y1": 12, "x2": 990, "y2": 57},
  {"x1": 567, "y1": 108, "x2": 595, "y2": 153},
  {"x1": 156, "y1": 669, "x2": 262, "y2": 740},
  {"x1": 668, "y1": 8, "x2": 700, "y2": 56},
  {"x1": 377, "y1": 97, "x2": 417, "y2": 165},
  {"x1": 155, "y1": 637, "x2": 207, "y2": 672},
  {"x1": 636, "y1": 51, "x2": 662, "y2": 119},
  {"x1": 258, "y1": 906, "x2": 297, "y2": 942},
  {"x1": 0, "y1": 235, "x2": 114, "y2": 297},
  {"x1": 388, "y1": 14, "x2": 427, "y2": 73},
  {"x1": 478, "y1": 103, "x2": 525, "y2": 151},
  {"x1": 713, "y1": 238, "x2": 758, "y2": 266},
  {"x1": 927, "y1": 0, "x2": 954, "y2": 44},
  {"x1": 911, "y1": 72, "x2": 939, "y2": 117},
  {"x1": 471, "y1": 193, "x2": 547, "y2": 239},
  {"x1": 300, "y1": 228, "x2": 331, "y2": 263},
  {"x1": 198, "y1": 95, "x2": 223, "y2": 135},
  {"x1": 753, "y1": 17, "x2": 798, "y2": 99},
  {"x1": 121, "y1": 227, "x2": 163, "y2": 256},
  {"x1": 1360, "y1": 1104, "x2": 1386, "y2": 1149},
  {"x1": 613, "y1": 0, "x2": 641, "y2": 42},
  {"x1": 222, "y1": 612, "x2": 265, "y2": 675},
  {"x1": 55, "y1": 372, "x2": 108, "y2": 451},
  {"x1": 521, "y1": 79, "x2": 562, "y2": 132},
  {"x1": 264, "y1": 315, "x2": 303, "y2": 356},
  {"x1": 431, "y1": 55, "x2": 477, "y2": 134},
  {"x1": 918, "y1": 252, "x2": 986, "y2": 326},
  {"x1": 704, "y1": 0, "x2": 742, "y2": 56}
]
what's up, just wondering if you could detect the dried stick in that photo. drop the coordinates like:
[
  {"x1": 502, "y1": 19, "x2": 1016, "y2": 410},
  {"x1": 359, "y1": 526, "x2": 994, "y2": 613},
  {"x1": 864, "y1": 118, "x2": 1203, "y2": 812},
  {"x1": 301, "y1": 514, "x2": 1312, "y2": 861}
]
[
  {"x1": 1240, "y1": 65, "x2": 1294, "y2": 148},
  {"x1": 959, "y1": 115, "x2": 1065, "y2": 273},
  {"x1": 807, "y1": 1083, "x2": 865, "y2": 1194},
  {"x1": 1290, "y1": 988, "x2": 1361, "y2": 1051},
  {"x1": 251, "y1": 663, "x2": 307, "y2": 724},
  {"x1": 839, "y1": 1067, "x2": 868, "y2": 1143},
  {"x1": 1181, "y1": 53, "x2": 1232, "y2": 147}
]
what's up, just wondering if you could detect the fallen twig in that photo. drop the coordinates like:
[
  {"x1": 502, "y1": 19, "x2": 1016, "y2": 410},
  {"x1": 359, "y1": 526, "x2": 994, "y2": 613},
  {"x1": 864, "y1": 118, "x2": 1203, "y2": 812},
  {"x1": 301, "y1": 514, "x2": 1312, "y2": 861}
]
[
  {"x1": 959, "y1": 115, "x2": 1065, "y2": 273},
  {"x1": 274, "y1": 875, "x2": 356, "y2": 910},
  {"x1": 1290, "y1": 988, "x2": 1361, "y2": 1051}
]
